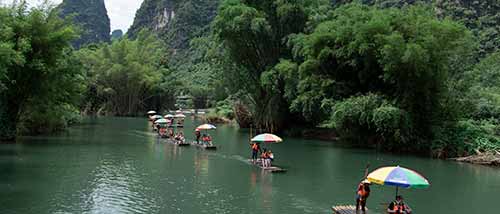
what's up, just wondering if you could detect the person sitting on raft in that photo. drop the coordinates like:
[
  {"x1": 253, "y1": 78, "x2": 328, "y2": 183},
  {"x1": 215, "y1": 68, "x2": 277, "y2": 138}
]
[
  {"x1": 251, "y1": 142, "x2": 261, "y2": 164},
  {"x1": 264, "y1": 150, "x2": 273, "y2": 167},
  {"x1": 177, "y1": 132, "x2": 185, "y2": 144},
  {"x1": 206, "y1": 134, "x2": 212, "y2": 146},
  {"x1": 267, "y1": 150, "x2": 274, "y2": 164},
  {"x1": 261, "y1": 149, "x2": 272, "y2": 168},
  {"x1": 356, "y1": 179, "x2": 371, "y2": 213},
  {"x1": 159, "y1": 127, "x2": 167, "y2": 137},
  {"x1": 202, "y1": 134, "x2": 208, "y2": 145},
  {"x1": 387, "y1": 195, "x2": 412, "y2": 214},
  {"x1": 168, "y1": 129, "x2": 174, "y2": 138}
]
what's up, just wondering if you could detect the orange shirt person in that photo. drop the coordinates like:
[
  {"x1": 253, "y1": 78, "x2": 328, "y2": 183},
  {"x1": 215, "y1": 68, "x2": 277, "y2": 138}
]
[{"x1": 356, "y1": 179, "x2": 371, "y2": 213}]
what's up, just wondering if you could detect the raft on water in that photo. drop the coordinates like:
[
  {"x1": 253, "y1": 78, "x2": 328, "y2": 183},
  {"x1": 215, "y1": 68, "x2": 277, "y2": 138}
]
[
  {"x1": 190, "y1": 141, "x2": 217, "y2": 150},
  {"x1": 166, "y1": 139, "x2": 190, "y2": 147},
  {"x1": 331, "y1": 205, "x2": 370, "y2": 214},
  {"x1": 247, "y1": 159, "x2": 287, "y2": 173}
]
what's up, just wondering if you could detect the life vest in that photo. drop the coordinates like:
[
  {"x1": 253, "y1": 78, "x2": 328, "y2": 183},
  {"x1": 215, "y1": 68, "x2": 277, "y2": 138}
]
[
  {"x1": 392, "y1": 201, "x2": 406, "y2": 213},
  {"x1": 357, "y1": 184, "x2": 369, "y2": 197},
  {"x1": 261, "y1": 152, "x2": 268, "y2": 159},
  {"x1": 252, "y1": 143, "x2": 258, "y2": 151}
]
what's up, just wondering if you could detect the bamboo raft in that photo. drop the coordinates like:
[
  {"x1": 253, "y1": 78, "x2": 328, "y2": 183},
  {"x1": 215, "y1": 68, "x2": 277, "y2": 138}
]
[
  {"x1": 247, "y1": 159, "x2": 287, "y2": 173},
  {"x1": 331, "y1": 205, "x2": 369, "y2": 214},
  {"x1": 190, "y1": 141, "x2": 217, "y2": 150},
  {"x1": 166, "y1": 139, "x2": 190, "y2": 147}
]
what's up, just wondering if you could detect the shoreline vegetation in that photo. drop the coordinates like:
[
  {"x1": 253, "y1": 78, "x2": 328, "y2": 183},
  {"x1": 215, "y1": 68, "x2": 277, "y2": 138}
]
[{"x1": 1, "y1": 1, "x2": 499, "y2": 167}]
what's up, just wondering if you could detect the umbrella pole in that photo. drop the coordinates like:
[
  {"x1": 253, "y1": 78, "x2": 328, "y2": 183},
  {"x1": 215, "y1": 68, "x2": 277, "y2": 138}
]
[{"x1": 395, "y1": 187, "x2": 399, "y2": 198}]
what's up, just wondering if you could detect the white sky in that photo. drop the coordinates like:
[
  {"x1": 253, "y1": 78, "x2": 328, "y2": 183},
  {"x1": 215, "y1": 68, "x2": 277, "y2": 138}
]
[{"x1": 2, "y1": 0, "x2": 143, "y2": 32}]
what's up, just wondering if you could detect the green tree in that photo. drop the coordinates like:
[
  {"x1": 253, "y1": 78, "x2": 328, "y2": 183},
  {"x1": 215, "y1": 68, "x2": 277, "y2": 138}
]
[
  {"x1": 213, "y1": 0, "x2": 328, "y2": 131},
  {"x1": 0, "y1": 1, "x2": 80, "y2": 141},
  {"x1": 285, "y1": 3, "x2": 473, "y2": 149},
  {"x1": 77, "y1": 30, "x2": 172, "y2": 116},
  {"x1": 462, "y1": 52, "x2": 500, "y2": 120}
]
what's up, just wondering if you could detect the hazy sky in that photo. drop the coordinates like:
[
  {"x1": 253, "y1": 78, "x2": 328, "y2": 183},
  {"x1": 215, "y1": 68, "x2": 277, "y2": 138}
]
[{"x1": 3, "y1": 0, "x2": 143, "y2": 32}]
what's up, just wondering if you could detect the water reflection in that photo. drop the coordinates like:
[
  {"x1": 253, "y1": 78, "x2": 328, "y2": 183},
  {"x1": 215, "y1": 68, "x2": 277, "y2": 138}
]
[
  {"x1": 80, "y1": 159, "x2": 158, "y2": 214},
  {"x1": 2, "y1": 117, "x2": 500, "y2": 214}
]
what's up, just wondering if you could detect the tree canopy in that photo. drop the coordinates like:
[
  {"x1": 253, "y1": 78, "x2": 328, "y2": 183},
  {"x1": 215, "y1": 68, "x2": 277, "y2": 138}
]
[
  {"x1": 0, "y1": 1, "x2": 81, "y2": 141},
  {"x1": 77, "y1": 31, "x2": 173, "y2": 116}
]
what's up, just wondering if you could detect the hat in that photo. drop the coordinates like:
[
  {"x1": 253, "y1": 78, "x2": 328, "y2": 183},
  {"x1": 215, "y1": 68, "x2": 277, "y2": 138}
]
[{"x1": 361, "y1": 179, "x2": 371, "y2": 184}]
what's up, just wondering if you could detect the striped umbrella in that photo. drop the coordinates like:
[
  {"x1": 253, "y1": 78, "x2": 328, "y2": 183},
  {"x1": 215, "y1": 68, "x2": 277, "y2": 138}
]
[
  {"x1": 367, "y1": 166, "x2": 430, "y2": 196},
  {"x1": 251, "y1": 133, "x2": 283, "y2": 143},
  {"x1": 196, "y1": 124, "x2": 216, "y2": 130},
  {"x1": 174, "y1": 114, "x2": 186, "y2": 118},
  {"x1": 154, "y1": 119, "x2": 168, "y2": 124}
]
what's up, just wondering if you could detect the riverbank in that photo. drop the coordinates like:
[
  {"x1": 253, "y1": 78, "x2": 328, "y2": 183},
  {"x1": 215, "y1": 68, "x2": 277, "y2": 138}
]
[{"x1": 453, "y1": 151, "x2": 500, "y2": 166}]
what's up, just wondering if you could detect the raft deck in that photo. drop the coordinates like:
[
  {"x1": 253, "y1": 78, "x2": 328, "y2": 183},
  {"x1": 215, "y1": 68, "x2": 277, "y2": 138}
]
[
  {"x1": 190, "y1": 142, "x2": 217, "y2": 150},
  {"x1": 247, "y1": 159, "x2": 287, "y2": 173},
  {"x1": 331, "y1": 205, "x2": 369, "y2": 214},
  {"x1": 166, "y1": 139, "x2": 191, "y2": 147}
]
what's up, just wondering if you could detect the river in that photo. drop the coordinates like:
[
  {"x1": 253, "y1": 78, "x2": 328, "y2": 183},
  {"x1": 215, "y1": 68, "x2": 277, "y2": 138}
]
[{"x1": 0, "y1": 117, "x2": 498, "y2": 213}]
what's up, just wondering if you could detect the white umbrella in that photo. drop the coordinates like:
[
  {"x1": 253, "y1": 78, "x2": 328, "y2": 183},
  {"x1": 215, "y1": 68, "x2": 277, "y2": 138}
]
[
  {"x1": 155, "y1": 118, "x2": 168, "y2": 124},
  {"x1": 174, "y1": 114, "x2": 186, "y2": 118}
]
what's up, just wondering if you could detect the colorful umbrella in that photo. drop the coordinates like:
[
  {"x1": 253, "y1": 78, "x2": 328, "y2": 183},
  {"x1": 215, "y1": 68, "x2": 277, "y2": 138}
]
[
  {"x1": 251, "y1": 133, "x2": 283, "y2": 143},
  {"x1": 164, "y1": 114, "x2": 174, "y2": 118},
  {"x1": 174, "y1": 114, "x2": 186, "y2": 118},
  {"x1": 196, "y1": 124, "x2": 216, "y2": 130},
  {"x1": 147, "y1": 110, "x2": 156, "y2": 115},
  {"x1": 367, "y1": 166, "x2": 430, "y2": 196},
  {"x1": 154, "y1": 118, "x2": 168, "y2": 124}
]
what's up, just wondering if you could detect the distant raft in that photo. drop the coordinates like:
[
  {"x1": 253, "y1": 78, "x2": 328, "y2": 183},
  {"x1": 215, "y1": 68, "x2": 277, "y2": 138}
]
[
  {"x1": 190, "y1": 141, "x2": 217, "y2": 150},
  {"x1": 166, "y1": 138, "x2": 190, "y2": 147},
  {"x1": 331, "y1": 205, "x2": 370, "y2": 214},
  {"x1": 247, "y1": 159, "x2": 287, "y2": 173}
]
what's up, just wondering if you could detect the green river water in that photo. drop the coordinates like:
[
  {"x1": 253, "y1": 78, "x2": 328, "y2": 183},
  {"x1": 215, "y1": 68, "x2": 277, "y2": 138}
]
[{"x1": 1, "y1": 117, "x2": 499, "y2": 214}]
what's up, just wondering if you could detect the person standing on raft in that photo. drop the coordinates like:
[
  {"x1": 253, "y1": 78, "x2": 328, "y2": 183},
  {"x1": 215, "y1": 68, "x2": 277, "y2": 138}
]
[
  {"x1": 195, "y1": 129, "x2": 201, "y2": 144},
  {"x1": 251, "y1": 142, "x2": 261, "y2": 164},
  {"x1": 356, "y1": 179, "x2": 371, "y2": 213}
]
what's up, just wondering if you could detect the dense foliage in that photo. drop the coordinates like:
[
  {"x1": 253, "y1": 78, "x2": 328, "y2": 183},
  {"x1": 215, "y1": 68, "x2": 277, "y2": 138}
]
[
  {"x1": 208, "y1": 1, "x2": 498, "y2": 155},
  {"x1": 436, "y1": 0, "x2": 500, "y2": 57},
  {"x1": 284, "y1": 4, "x2": 473, "y2": 151},
  {"x1": 2, "y1": 0, "x2": 498, "y2": 157},
  {"x1": 128, "y1": 0, "x2": 222, "y2": 110},
  {"x1": 213, "y1": 0, "x2": 330, "y2": 132},
  {"x1": 77, "y1": 31, "x2": 173, "y2": 116},
  {"x1": 0, "y1": 1, "x2": 83, "y2": 141}
]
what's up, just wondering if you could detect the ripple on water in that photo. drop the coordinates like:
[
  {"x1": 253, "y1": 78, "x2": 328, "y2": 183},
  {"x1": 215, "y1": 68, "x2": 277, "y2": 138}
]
[{"x1": 79, "y1": 159, "x2": 160, "y2": 214}]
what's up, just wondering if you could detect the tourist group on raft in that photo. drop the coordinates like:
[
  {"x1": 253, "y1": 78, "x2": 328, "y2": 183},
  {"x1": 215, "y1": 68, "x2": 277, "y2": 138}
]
[
  {"x1": 148, "y1": 110, "x2": 430, "y2": 213},
  {"x1": 148, "y1": 110, "x2": 188, "y2": 144},
  {"x1": 250, "y1": 141, "x2": 275, "y2": 168},
  {"x1": 339, "y1": 165, "x2": 430, "y2": 214},
  {"x1": 357, "y1": 180, "x2": 412, "y2": 214},
  {"x1": 146, "y1": 111, "x2": 220, "y2": 150}
]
